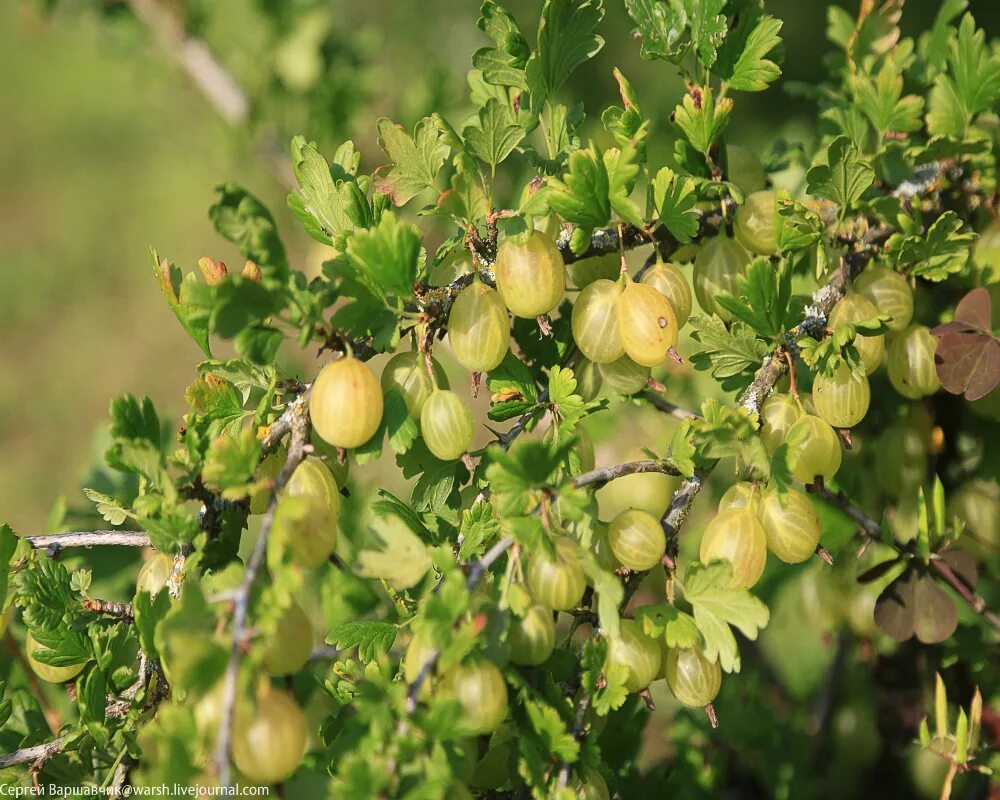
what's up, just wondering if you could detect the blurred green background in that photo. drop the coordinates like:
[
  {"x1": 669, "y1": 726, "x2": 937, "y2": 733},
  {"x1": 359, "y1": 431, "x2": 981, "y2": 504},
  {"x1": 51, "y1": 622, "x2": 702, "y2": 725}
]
[{"x1": 3, "y1": 0, "x2": 996, "y2": 534}]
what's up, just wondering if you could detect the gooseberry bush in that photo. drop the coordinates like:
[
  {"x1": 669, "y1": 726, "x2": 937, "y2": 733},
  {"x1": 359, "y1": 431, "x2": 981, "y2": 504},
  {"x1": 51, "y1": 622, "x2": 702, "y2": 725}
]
[{"x1": 2, "y1": 1, "x2": 1000, "y2": 797}]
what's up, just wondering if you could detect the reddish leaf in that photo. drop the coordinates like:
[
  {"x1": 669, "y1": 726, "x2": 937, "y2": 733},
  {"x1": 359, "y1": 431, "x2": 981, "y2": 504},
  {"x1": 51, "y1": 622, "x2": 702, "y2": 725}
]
[
  {"x1": 954, "y1": 287, "x2": 992, "y2": 330},
  {"x1": 875, "y1": 570, "x2": 916, "y2": 641},
  {"x1": 931, "y1": 287, "x2": 993, "y2": 336},
  {"x1": 913, "y1": 574, "x2": 957, "y2": 644},
  {"x1": 934, "y1": 332, "x2": 1000, "y2": 400},
  {"x1": 933, "y1": 289, "x2": 1000, "y2": 401}
]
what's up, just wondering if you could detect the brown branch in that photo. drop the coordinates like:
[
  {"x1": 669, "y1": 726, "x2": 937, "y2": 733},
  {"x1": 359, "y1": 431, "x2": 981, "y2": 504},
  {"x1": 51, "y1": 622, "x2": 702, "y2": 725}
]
[
  {"x1": 0, "y1": 735, "x2": 69, "y2": 770},
  {"x1": 214, "y1": 390, "x2": 312, "y2": 787},
  {"x1": 930, "y1": 557, "x2": 1000, "y2": 634},
  {"x1": 573, "y1": 459, "x2": 680, "y2": 490},
  {"x1": 24, "y1": 531, "x2": 152, "y2": 557},
  {"x1": 806, "y1": 481, "x2": 882, "y2": 541}
]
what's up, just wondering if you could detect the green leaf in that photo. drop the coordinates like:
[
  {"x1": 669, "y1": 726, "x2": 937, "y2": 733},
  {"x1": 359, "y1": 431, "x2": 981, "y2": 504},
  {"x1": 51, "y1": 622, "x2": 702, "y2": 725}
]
[
  {"x1": 917, "y1": 0, "x2": 966, "y2": 82},
  {"x1": 672, "y1": 85, "x2": 733, "y2": 154},
  {"x1": 209, "y1": 276, "x2": 282, "y2": 339},
  {"x1": 525, "y1": 0, "x2": 605, "y2": 99},
  {"x1": 650, "y1": 167, "x2": 699, "y2": 243},
  {"x1": 289, "y1": 137, "x2": 372, "y2": 244},
  {"x1": 624, "y1": 0, "x2": 688, "y2": 62},
  {"x1": 602, "y1": 71, "x2": 644, "y2": 153},
  {"x1": 355, "y1": 510, "x2": 432, "y2": 590},
  {"x1": 69, "y1": 569, "x2": 91, "y2": 595},
  {"x1": 581, "y1": 556, "x2": 623, "y2": 640},
  {"x1": 604, "y1": 131, "x2": 647, "y2": 228},
  {"x1": 346, "y1": 211, "x2": 422, "y2": 298},
  {"x1": 82, "y1": 489, "x2": 133, "y2": 526},
  {"x1": 354, "y1": 389, "x2": 418, "y2": 464},
  {"x1": 635, "y1": 604, "x2": 701, "y2": 649},
  {"x1": 669, "y1": 422, "x2": 697, "y2": 478},
  {"x1": 682, "y1": 560, "x2": 770, "y2": 673},
  {"x1": 78, "y1": 668, "x2": 108, "y2": 746},
  {"x1": 326, "y1": 621, "x2": 398, "y2": 663},
  {"x1": 926, "y1": 74, "x2": 968, "y2": 139},
  {"x1": 374, "y1": 117, "x2": 450, "y2": 206},
  {"x1": 935, "y1": 672, "x2": 949, "y2": 739},
  {"x1": 234, "y1": 324, "x2": 284, "y2": 366},
  {"x1": 687, "y1": 400, "x2": 769, "y2": 479},
  {"x1": 715, "y1": 258, "x2": 794, "y2": 338},
  {"x1": 593, "y1": 661, "x2": 630, "y2": 717},
  {"x1": 209, "y1": 184, "x2": 288, "y2": 285},
  {"x1": 547, "y1": 365, "x2": 579, "y2": 406},
  {"x1": 458, "y1": 502, "x2": 500, "y2": 561},
  {"x1": 890, "y1": 211, "x2": 975, "y2": 282},
  {"x1": 927, "y1": 14, "x2": 1000, "y2": 139},
  {"x1": 185, "y1": 373, "x2": 246, "y2": 436},
  {"x1": 723, "y1": 15, "x2": 782, "y2": 92},
  {"x1": 775, "y1": 191, "x2": 823, "y2": 252},
  {"x1": 201, "y1": 427, "x2": 261, "y2": 494},
  {"x1": 411, "y1": 460, "x2": 461, "y2": 515},
  {"x1": 689, "y1": 315, "x2": 769, "y2": 384},
  {"x1": 463, "y1": 98, "x2": 526, "y2": 174},
  {"x1": 16, "y1": 559, "x2": 91, "y2": 665},
  {"x1": 474, "y1": 2, "x2": 530, "y2": 90},
  {"x1": 684, "y1": 0, "x2": 727, "y2": 69},
  {"x1": 546, "y1": 144, "x2": 611, "y2": 247},
  {"x1": 487, "y1": 351, "x2": 540, "y2": 412},
  {"x1": 524, "y1": 698, "x2": 579, "y2": 762},
  {"x1": 133, "y1": 588, "x2": 171, "y2": 657},
  {"x1": 152, "y1": 253, "x2": 212, "y2": 357},
  {"x1": 0, "y1": 524, "x2": 18, "y2": 605},
  {"x1": 956, "y1": 708, "x2": 969, "y2": 764},
  {"x1": 805, "y1": 136, "x2": 874, "y2": 217},
  {"x1": 155, "y1": 582, "x2": 227, "y2": 694},
  {"x1": 850, "y1": 55, "x2": 924, "y2": 138},
  {"x1": 110, "y1": 394, "x2": 161, "y2": 448}
]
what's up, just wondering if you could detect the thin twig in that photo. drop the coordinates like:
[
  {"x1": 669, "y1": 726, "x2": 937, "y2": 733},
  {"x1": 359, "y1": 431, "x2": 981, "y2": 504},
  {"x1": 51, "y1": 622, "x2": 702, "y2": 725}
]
[
  {"x1": 214, "y1": 391, "x2": 312, "y2": 787},
  {"x1": 24, "y1": 531, "x2": 152, "y2": 557},
  {"x1": 640, "y1": 391, "x2": 701, "y2": 420},
  {"x1": 573, "y1": 459, "x2": 680, "y2": 490},
  {"x1": 807, "y1": 481, "x2": 882, "y2": 541},
  {"x1": 930, "y1": 557, "x2": 1000, "y2": 634}
]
